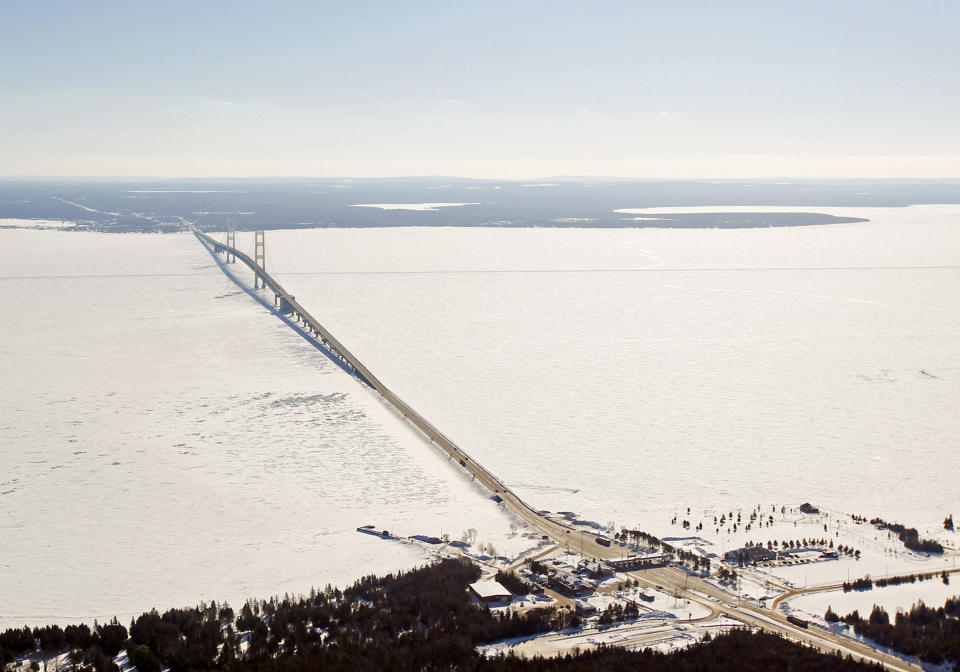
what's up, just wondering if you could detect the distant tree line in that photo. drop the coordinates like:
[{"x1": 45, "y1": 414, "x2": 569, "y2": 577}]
[
  {"x1": 494, "y1": 570, "x2": 529, "y2": 595},
  {"x1": 832, "y1": 599, "x2": 960, "y2": 668},
  {"x1": 1, "y1": 620, "x2": 126, "y2": 672},
  {"x1": 843, "y1": 577, "x2": 875, "y2": 592},
  {"x1": 526, "y1": 559, "x2": 549, "y2": 576},
  {"x1": 842, "y1": 570, "x2": 950, "y2": 593},
  {"x1": 876, "y1": 571, "x2": 950, "y2": 588},
  {"x1": 617, "y1": 528, "x2": 711, "y2": 572},
  {"x1": 869, "y1": 518, "x2": 944, "y2": 554},
  {"x1": 746, "y1": 537, "x2": 859, "y2": 557},
  {"x1": 717, "y1": 567, "x2": 739, "y2": 584},
  {"x1": 596, "y1": 601, "x2": 641, "y2": 626}
]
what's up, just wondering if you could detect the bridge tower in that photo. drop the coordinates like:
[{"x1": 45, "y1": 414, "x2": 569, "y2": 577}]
[
  {"x1": 225, "y1": 218, "x2": 236, "y2": 263},
  {"x1": 254, "y1": 230, "x2": 266, "y2": 289}
]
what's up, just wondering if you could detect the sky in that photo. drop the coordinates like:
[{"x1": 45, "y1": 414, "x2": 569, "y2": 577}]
[{"x1": 1, "y1": 1, "x2": 958, "y2": 179}]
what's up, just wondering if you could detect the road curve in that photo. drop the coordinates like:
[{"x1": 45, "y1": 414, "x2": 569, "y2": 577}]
[{"x1": 771, "y1": 566, "x2": 960, "y2": 610}]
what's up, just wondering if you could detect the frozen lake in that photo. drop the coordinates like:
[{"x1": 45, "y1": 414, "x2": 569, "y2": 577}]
[
  {"x1": 250, "y1": 205, "x2": 960, "y2": 534},
  {"x1": 2, "y1": 204, "x2": 958, "y2": 627},
  {"x1": 0, "y1": 230, "x2": 520, "y2": 628}
]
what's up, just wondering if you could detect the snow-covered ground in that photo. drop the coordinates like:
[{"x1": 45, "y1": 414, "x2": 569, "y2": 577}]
[
  {"x1": 479, "y1": 612, "x2": 738, "y2": 659},
  {"x1": 580, "y1": 584, "x2": 713, "y2": 622},
  {"x1": 787, "y1": 576, "x2": 959, "y2": 623},
  {"x1": 628, "y1": 504, "x2": 959, "y2": 588},
  {"x1": 0, "y1": 229, "x2": 528, "y2": 628}
]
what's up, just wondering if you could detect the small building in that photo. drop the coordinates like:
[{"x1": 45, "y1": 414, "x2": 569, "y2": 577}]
[
  {"x1": 745, "y1": 546, "x2": 775, "y2": 562},
  {"x1": 549, "y1": 570, "x2": 588, "y2": 596},
  {"x1": 724, "y1": 546, "x2": 776, "y2": 565},
  {"x1": 356, "y1": 525, "x2": 391, "y2": 538},
  {"x1": 799, "y1": 502, "x2": 819, "y2": 514},
  {"x1": 578, "y1": 560, "x2": 610, "y2": 580},
  {"x1": 572, "y1": 599, "x2": 597, "y2": 616},
  {"x1": 469, "y1": 580, "x2": 513, "y2": 604},
  {"x1": 605, "y1": 554, "x2": 670, "y2": 572},
  {"x1": 519, "y1": 577, "x2": 545, "y2": 594}
]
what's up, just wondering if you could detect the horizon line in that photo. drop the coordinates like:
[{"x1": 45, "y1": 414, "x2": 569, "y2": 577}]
[{"x1": 3, "y1": 175, "x2": 960, "y2": 182}]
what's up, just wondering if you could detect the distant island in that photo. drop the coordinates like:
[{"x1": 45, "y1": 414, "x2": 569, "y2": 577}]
[{"x1": 3, "y1": 177, "x2": 958, "y2": 233}]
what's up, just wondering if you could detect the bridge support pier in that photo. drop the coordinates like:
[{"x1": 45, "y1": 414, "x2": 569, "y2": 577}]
[{"x1": 275, "y1": 294, "x2": 294, "y2": 314}]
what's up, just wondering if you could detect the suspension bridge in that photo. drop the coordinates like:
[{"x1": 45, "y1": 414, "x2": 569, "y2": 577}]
[
  {"x1": 190, "y1": 223, "x2": 923, "y2": 672},
  {"x1": 191, "y1": 223, "x2": 580, "y2": 543}
]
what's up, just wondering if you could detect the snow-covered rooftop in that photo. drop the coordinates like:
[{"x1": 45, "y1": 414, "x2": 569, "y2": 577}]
[{"x1": 470, "y1": 580, "x2": 512, "y2": 600}]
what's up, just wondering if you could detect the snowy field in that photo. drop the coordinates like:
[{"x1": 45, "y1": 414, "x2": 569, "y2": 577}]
[
  {"x1": 247, "y1": 205, "x2": 960, "y2": 537},
  {"x1": 787, "y1": 576, "x2": 959, "y2": 624},
  {"x1": 630, "y1": 504, "x2": 959, "y2": 586},
  {"x1": 0, "y1": 229, "x2": 524, "y2": 629}
]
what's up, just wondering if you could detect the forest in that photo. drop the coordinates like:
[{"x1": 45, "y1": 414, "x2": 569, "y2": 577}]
[
  {"x1": 842, "y1": 570, "x2": 950, "y2": 593},
  {"x1": 2, "y1": 558, "x2": 888, "y2": 672},
  {"x1": 832, "y1": 598, "x2": 960, "y2": 668},
  {"x1": 869, "y1": 518, "x2": 944, "y2": 554}
]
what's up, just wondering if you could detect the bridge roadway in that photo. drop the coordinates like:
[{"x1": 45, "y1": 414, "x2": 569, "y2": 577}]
[{"x1": 193, "y1": 228, "x2": 921, "y2": 672}]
